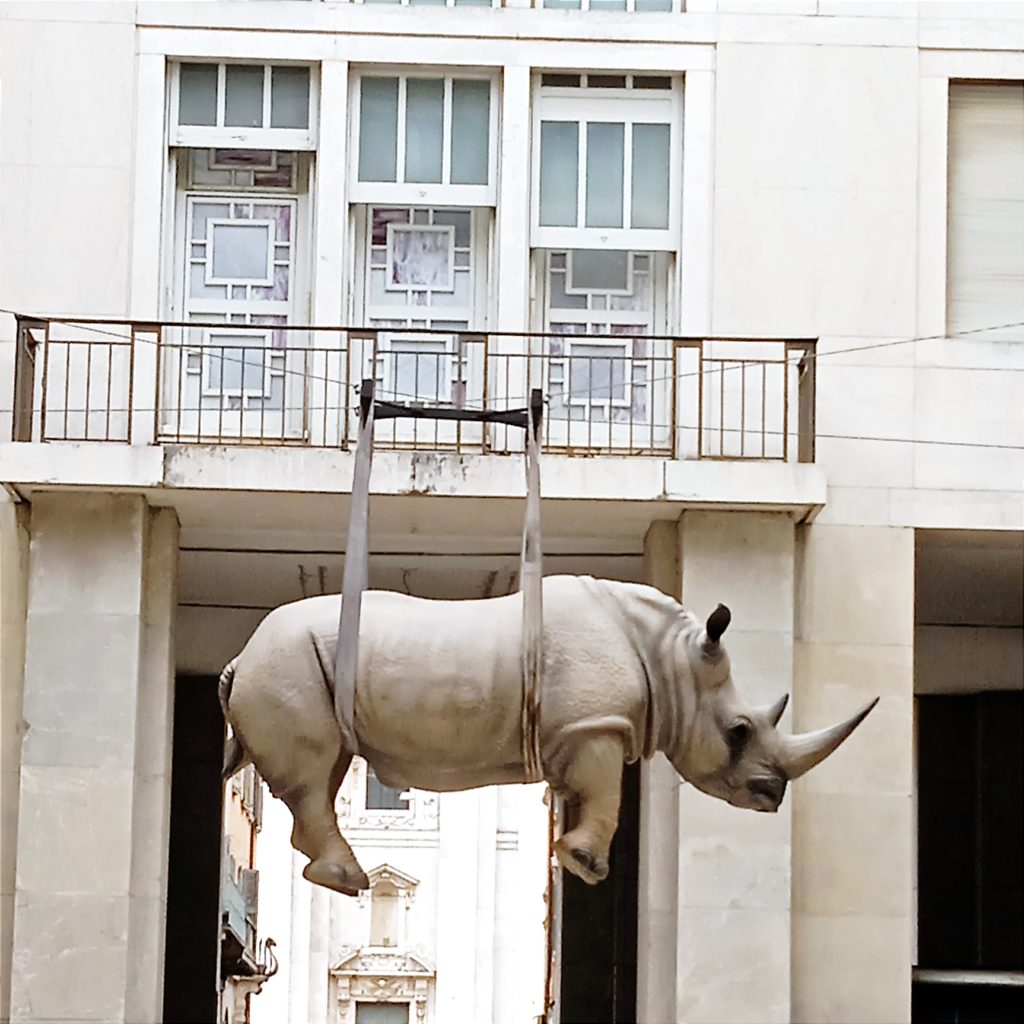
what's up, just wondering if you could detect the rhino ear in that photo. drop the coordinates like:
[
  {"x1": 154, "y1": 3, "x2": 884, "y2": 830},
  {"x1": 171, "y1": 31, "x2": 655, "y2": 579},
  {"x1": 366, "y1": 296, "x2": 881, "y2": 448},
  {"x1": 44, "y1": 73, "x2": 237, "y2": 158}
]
[{"x1": 706, "y1": 604, "x2": 731, "y2": 644}]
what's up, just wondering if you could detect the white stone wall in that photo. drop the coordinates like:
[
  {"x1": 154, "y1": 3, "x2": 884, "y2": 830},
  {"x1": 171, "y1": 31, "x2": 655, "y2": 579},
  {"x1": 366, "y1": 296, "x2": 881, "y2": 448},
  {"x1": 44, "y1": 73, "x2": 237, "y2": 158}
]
[{"x1": 1, "y1": 3, "x2": 1022, "y2": 1024}]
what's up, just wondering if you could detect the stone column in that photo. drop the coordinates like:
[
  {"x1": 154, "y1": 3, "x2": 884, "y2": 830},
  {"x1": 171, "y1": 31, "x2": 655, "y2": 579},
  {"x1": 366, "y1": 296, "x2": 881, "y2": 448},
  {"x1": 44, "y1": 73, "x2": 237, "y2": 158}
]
[
  {"x1": 9, "y1": 493, "x2": 178, "y2": 1024},
  {"x1": 1, "y1": 494, "x2": 29, "y2": 1024},
  {"x1": 791, "y1": 525, "x2": 913, "y2": 1024},
  {"x1": 676, "y1": 511, "x2": 795, "y2": 1024},
  {"x1": 637, "y1": 520, "x2": 680, "y2": 1024}
]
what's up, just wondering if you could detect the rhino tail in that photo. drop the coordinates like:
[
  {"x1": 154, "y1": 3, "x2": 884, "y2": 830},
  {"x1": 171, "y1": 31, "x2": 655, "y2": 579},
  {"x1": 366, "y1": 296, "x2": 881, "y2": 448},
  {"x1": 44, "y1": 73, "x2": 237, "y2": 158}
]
[{"x1": 218, "y1": 658, "x2": 251, "y2": 781}]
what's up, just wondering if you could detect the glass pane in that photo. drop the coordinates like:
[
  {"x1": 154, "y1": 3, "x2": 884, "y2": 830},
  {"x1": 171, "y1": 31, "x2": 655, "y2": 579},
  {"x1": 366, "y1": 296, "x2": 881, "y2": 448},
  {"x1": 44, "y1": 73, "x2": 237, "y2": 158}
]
[
  {"x1": 392, "y1": 341, "x2": 448, "y2": 401},
  {"x1": 355, "y1": 1000, "x2": 409, "y2": 1024},
  {"x1": 571, "y1": 249, "x2": 629, "y2": 290},
  {"x1": 545, "y1": 0, "x2": 582, "y2": 8},
  {"x1": 631, "y1": 123, "x2": 671, "y2": 229},
  {"x1": 585, "y1": 122, "x2": 624, "y2": 228},
  {"x1": 224, "y1": 66, "x2": 264, "y2": 129},
  {"x1": 635, "y1": 0, "x2": 673, "y2": 8},
  {"x1": 571, "y1": 344, "x2": 626, "y2": 402},
  {"x1": 549, "y1": 271, "x2": 587, "y2": 309},
  {"x1": 390, "y1": 228, "x2": 453, "y2": 288},
  {"x1": 405, "y1": 79, "x2": 444, "y2": 184},
  {"x1": 359, "y1": 78, "x2": 399, "y2": 182},
  {"x1": 409, "y1": 0, "x2": 447, "y2": 4},
  {"x1": 451, "y1": 80, "x2": 490, "y2": 185},
  {"x1": 539, "y1": 121, "x2": 579, "y2": 227},
  {"x1": 207, "y1": 344, "x2": 266, "y2": 394},
  {"x1": 179, "y1": 64, "x2": 217, "y2": 126},
  {"x1": 211, "y1": 223, "x2": 271, "y2": 280},
  {"x1": 454, "y1": 0, "x2": 493, "y2": 5},
  {"x1": 590, "y1": 0, "x2": 628, "y2": 8},
  {"x1": 432, "y1": 209, "x2": 472, "y2": 247},
  {"x1": 270, "y1": 67, "x2": 309, "y2": 129},
  {"x1": 366, "y1": 767, "x2": 409, "y2": 809}
]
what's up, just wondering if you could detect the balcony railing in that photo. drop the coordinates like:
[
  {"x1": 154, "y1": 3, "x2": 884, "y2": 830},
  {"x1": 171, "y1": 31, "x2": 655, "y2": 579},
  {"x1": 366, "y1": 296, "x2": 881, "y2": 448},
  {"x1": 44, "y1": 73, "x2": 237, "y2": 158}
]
[{"x1": 11, "y1": 316, "x2": 817, "y2": 462}]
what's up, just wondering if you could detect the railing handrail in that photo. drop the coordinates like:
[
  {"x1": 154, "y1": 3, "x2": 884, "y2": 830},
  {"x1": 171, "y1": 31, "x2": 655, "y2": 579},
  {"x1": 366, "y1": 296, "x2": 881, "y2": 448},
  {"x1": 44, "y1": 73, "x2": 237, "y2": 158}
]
[{"x1": 13, "y1": 312, "x2": 818, "y2": 347}]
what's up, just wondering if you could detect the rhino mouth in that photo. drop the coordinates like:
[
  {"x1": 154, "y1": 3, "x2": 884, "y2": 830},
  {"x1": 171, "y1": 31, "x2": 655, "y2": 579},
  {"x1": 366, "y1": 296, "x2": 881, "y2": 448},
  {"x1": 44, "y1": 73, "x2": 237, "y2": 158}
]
[{"x1": 746, "y1": 775, "x2": 786, "y2": 811}]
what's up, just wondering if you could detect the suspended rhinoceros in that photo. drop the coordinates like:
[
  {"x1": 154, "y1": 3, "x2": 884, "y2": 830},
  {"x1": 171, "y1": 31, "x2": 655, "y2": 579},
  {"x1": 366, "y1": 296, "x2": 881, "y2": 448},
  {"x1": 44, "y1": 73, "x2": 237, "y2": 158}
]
[{"x1": 220, "y1": 575, "x2": 876, "y2": 896}]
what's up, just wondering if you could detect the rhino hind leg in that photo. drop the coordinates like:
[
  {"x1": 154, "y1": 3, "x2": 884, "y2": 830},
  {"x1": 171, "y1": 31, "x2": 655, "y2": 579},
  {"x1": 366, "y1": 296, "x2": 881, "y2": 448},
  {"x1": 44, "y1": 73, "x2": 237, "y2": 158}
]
[
  {"x1": 282, "y1": 753, "x2": 370, "y2": 898},
  {"x1": 554, "y1": 733, "x2": 624, "y2": 886}
]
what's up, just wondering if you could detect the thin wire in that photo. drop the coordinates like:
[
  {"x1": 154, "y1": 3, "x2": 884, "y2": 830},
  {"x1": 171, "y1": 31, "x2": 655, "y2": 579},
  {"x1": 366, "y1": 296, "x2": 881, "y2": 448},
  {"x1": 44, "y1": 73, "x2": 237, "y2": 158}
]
[
  {"x1": 7, "y1": 307, "x2": 1022, "y2": 406},
  {"x1": 6, "y1": 403, "x2": 1023, "y2": 451},
  {"x1": 5, "y1": 309, "x2": 1023, "y2": 434}
]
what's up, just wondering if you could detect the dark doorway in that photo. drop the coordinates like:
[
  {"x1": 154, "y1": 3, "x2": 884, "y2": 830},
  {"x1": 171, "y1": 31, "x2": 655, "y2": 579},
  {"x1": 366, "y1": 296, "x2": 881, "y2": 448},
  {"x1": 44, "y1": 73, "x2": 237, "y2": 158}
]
[
  {"x1": 560, "y1": 759, "x2": 640, "y2": 1024},
  {"x1": 163, "y1": 676, "x2": 225, "y2": 1024}
]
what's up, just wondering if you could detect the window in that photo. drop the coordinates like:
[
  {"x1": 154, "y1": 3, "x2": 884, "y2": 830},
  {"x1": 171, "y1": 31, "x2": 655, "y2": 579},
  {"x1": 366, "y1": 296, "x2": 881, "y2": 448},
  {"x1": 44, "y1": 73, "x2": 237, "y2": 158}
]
[
  {"x1": 947, "y1": 82, "x2": 1024, "y2": 341},
  {"x1": 532, "y1": 74, "x2": 680, "y2": 249},
  {"x1": 366, "y1": 766, "x2": 410, "y2": 810},
  {"x1": 172, "y1": 63, "x2": 316, "y2": 150},
  {"x1": 351, "y1": 73, "x2": 496, "y2": 204},
  {"x1": 355, "y1": 1003, "x2": 409, "y2": 1024},
  {"x1": 356, "y1": 0, "x2": 495, "y2": 6},
  {"x1": 162, "y1": 150, "x2": 306, "y2": 443}
]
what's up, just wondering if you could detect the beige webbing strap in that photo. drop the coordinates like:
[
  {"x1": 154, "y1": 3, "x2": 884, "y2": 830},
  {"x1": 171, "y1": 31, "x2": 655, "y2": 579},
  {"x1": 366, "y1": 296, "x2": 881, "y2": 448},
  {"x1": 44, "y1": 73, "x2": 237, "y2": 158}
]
[
  {"x1": 520, "y1": 390, "x2": 545, "y2": 782},
  {"x1": 335, "y1": 381, "x2": 375, "y2": 754}
]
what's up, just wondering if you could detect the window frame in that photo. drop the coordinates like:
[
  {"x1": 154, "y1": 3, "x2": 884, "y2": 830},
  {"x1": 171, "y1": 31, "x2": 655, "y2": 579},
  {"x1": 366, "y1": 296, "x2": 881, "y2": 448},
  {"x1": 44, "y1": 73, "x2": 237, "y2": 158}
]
[
  {"x1": 349, "y1": 69, "x2": 499, "y2": 206},
  {"x1": 530, "y1": 74, "x2": 682, "y2": 251},
  {"x1": 169, "y1": 61, "x2": 318, "y2": 151}
]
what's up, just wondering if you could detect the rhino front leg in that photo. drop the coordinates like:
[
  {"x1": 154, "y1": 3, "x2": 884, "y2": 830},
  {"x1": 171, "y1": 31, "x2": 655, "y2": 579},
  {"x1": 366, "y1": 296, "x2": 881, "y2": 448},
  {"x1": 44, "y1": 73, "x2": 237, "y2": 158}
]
[{"x1": 554, "y1": 733, "x2": 624, "y2": 885}]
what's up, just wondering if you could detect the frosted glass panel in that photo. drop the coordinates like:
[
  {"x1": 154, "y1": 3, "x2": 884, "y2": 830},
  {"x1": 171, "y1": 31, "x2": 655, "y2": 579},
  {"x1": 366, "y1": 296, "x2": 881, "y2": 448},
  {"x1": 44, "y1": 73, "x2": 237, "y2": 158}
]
[
  {"x1": 211, "y1": 224, "x2": 271, "y2": 281},
  {"x1": 225, "y1": 66, "x2": 264, "y2": 128},
  {"x1": 359, "y1": 78, "x2": 399, "y2": 182},
  {"x1": 571, "y1": 250, "x2": 629, "y2": 290},
  {"x1": 179, "y1": 64, "x2": 217, "y2": 126},
  {"x1": 451, "y1": 80, "x2": 490, "y2": 185},
  {"x1": 539, "y1": 122, "x2": 579, "y2": 227},
  {"x1": 585, "y1": 123, "x2": 624, "y2": 228},
  {"x1": 631, "y1": 123, "x2": 670, "y2": 228},
  {"x1": 270, "y1": 67, "x2": 309, "y2": 129},
  {"x1": 405, "y1": 79, "x2": 444, "y2": 183},
  {"x1": 570, "y1": 344, "x2": 627, "y2": 402}
]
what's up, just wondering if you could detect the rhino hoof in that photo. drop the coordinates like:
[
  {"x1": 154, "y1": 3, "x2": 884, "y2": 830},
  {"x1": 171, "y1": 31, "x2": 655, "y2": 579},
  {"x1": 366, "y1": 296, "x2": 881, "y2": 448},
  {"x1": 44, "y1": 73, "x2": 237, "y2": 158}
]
[
  {"x1": 570, "y1": 848, "x2": 609, "y2": 883},
  {"x1": 303, "y1": 859, "x2": 369, "y2": 897}
]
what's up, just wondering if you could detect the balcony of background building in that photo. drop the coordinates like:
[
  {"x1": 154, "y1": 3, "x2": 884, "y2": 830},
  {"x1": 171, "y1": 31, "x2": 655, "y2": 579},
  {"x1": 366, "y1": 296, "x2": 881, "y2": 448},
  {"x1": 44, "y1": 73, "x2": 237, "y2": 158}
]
[{"x1": 11, "y1": 315, "x2": 817, "y2": 463}]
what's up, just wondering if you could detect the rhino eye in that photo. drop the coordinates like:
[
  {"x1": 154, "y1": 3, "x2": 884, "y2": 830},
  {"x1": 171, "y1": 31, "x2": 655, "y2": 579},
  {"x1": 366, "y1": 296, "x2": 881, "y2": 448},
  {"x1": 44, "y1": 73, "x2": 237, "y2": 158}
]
[{"x1": 726, "y1": 721, "x2": 751, "y2": 749}]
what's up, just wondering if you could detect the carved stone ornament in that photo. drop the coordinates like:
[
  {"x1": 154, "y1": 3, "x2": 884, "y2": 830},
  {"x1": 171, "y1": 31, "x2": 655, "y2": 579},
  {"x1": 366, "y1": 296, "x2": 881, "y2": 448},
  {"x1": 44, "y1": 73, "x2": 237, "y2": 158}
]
[{"x1": 330, "y1": 947, "x2": 434, "y2": 1024}]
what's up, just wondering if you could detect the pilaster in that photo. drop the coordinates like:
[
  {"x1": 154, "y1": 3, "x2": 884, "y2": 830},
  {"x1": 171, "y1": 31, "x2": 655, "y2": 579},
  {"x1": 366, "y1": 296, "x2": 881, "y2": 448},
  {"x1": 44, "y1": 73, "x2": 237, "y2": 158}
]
[{"x1": 9, "y1": 493, "x2": 179, "y2": 1024}]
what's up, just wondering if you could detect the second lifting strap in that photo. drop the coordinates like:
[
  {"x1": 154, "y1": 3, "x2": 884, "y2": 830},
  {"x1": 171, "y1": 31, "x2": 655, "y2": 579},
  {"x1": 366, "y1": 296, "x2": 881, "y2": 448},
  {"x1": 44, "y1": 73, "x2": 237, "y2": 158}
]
[{"x1": 520, "y1": 390, "x2": 545, "y2": 783}]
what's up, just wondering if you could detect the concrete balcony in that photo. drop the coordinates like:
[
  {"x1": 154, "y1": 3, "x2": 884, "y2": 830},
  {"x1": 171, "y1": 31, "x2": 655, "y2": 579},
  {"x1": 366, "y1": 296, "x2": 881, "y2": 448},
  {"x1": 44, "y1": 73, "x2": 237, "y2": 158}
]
[{"x1": 4, "y1": 315, "x2": 826, "y2": 528}]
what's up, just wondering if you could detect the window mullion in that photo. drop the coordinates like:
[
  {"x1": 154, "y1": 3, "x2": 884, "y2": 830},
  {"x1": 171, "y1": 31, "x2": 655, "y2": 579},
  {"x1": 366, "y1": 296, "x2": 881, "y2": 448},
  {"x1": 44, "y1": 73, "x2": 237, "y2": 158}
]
[
  {"x1": 216, "y1": 64, "x2": 226, "y2": 128},
  {"x1": 396, "y1": 77, "x2": 409, "y2": 185},
  {"x1": 623, "y1": 118, "x2": 634, "y2": 229},
  {"x1": 442, "y1": 77, "x2": 454, "y2": 185},
  {"x1": 262, "y1": 65, "x2": 272, "y2": 129},
  {"x1": 576, "y1": 120, "x2": 587, "y2": 229}
]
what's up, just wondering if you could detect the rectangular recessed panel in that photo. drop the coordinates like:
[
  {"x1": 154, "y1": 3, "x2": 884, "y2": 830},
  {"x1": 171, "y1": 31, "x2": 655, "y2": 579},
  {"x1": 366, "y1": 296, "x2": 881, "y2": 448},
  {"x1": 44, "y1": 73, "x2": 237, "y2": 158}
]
[
  {"x1": 358, "y1": 78, "x2": 399, "y2": 182},
  {"x1": 585, "y1": 122, "x2": 624, "y2": 228},
  {"x1": 539, "y1": 121, "x2": 579, "y2": 227},
  {"x1": 405, "y1": 79, "x2": 445, "y2": 184},
  {"x1": 270, "y1": 67, "x2": 309, "y2": 129},
  {"x1": 224, "y1": 66, "x2": 264, "y2": 128},
  {"x1": 179, "y1": 64, "x2": 218, "y2": 126},
  {"x1": 211, "y1": 223, "x2": 272, "y2": 281},
  {"x1": 631, "y1": 123, "x2": 671, "y2": 228},
  {"x1": 451, "y1": 80, "x2": 490, "y2": 185}
]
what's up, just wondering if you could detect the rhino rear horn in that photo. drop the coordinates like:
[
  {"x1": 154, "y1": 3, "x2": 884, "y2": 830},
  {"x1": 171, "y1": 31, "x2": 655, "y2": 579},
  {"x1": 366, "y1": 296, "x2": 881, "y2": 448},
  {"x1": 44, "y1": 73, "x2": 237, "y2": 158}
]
[
  {"x1": 758, "y1": 693, "x2": 789, "y2": 727},
  {"x1": 706, "y1": 604, "x2": 731, "y2": 643},
  {"x1": 780, "y1": 698, "x2": 879, "y2": 780}
]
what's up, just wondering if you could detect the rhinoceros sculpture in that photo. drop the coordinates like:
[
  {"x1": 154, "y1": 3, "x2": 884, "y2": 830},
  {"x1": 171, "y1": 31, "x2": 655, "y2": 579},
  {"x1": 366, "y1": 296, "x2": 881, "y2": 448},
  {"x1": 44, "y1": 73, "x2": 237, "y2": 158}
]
[{"x1": 220, "y1": 575, "x2": 876, "y2": 896}]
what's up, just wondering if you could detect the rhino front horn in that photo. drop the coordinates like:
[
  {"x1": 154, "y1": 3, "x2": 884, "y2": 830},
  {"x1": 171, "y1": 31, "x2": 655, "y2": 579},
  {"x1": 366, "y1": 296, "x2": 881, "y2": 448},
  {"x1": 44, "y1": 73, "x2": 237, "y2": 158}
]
[
  {"x1": 706, "y1": 604, "x2": 731, "y2": 643},
  {"x1": 780, "y1": 698, "x2": 879, "y2": 780}
]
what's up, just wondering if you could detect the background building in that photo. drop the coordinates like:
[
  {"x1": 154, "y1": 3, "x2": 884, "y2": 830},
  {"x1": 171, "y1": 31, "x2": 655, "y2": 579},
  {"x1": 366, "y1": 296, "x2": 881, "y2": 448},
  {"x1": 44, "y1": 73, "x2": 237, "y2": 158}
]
[{"x1": 1, "y1": 2, "x2": 1022, "y2": 1023}]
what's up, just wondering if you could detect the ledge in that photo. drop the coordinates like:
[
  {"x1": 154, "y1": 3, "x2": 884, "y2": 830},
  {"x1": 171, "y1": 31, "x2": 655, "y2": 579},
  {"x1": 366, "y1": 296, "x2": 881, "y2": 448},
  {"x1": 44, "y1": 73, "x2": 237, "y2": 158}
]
[{"x1": 1, "y1": 441, "x2": 827, "y2": 518}]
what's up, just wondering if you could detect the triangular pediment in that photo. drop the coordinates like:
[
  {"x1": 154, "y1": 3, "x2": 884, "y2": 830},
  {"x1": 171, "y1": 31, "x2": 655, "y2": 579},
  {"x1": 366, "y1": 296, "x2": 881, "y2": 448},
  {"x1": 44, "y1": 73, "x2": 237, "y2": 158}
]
[
  {"x1": 366, "y1": 862, "x2": 419, "y2": 891},
  {"x1": 330, "y1": 946, "x2": 435, "y2": 977}
]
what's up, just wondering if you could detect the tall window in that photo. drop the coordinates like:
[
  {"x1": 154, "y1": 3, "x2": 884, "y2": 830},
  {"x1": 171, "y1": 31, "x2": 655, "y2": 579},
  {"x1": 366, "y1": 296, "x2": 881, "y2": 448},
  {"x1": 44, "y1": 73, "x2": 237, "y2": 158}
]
[
  {"x1": 947, "y1": 82, "x2": 1024, "y2": 341},
  {"x1": 355, "y1": 1003, "x2": 409, "y2": 1024},
  {"x1": 163, "y1": 149, "x2": 307, "y2": 442}
]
